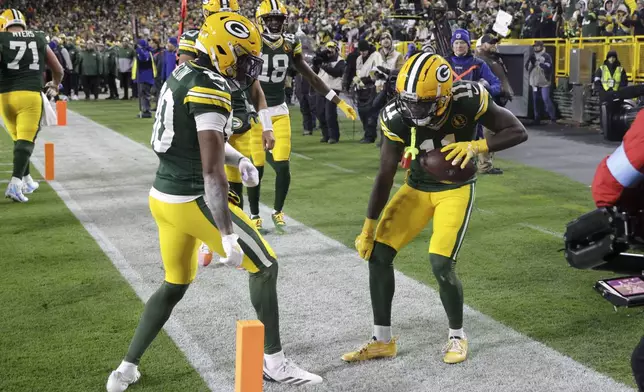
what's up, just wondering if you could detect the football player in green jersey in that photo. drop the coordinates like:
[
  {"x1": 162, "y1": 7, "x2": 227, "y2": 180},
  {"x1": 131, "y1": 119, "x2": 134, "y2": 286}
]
[
  {"x1": 0, "y1": 8, "x2": 63, "y2": 202},
  {"x1": 106, "y1": 13, "x2": 322, "y2": 392},
  {"x1": 178, "y1": 0, "x2": 277, "y2": 265},
  {"x1": 250, "y1": 0, "x2": 357, "y2": 234},
  {"x1": 343, "y1": 53, "x2": 528, "y2": 365}
]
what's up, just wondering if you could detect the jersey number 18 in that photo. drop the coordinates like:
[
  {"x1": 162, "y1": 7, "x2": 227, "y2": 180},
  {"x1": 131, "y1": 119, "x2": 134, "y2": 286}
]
[{"x1": 258, "y1": 53, "x2": 288, "y2": 83}]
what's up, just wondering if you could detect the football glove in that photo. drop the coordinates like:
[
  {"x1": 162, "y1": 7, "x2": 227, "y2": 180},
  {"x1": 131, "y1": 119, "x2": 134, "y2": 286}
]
[
  {"x1": 441, "y1": 139, "x2": 489, "y2": 169},
  {"x1": 220, "y1": 233, "x2": 244, "y2": 268},
  {"x1": 44, "y1": 81, "x2": 59, "y2": 98},
  {"x1": 355, "y1": 218, "x2": 377, "y2": 261},
  {"x1": 239, "y1": 157, "x2": 259, "y2": 187},
  {"x1": 338, "y1": 100, "x2": 358, "y2": 121}
]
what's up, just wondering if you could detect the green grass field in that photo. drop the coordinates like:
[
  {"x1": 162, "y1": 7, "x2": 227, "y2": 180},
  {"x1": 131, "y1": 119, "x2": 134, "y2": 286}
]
[
  {"x1": 69, "y1": 99, "x2": 643, "y2": 387},
  {"x1": 0, "y1": 131, "x2": 208, "y2": 391}
]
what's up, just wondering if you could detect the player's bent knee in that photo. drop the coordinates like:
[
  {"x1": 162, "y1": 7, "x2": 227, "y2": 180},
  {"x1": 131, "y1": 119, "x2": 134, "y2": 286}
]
[
  {"x1": 161, "y1": 281, "x2": 190, "y2": 304},
  {"x1": 369, "y1": 242, "x2": 397, "y2": 266},
  {"x1": 249, "y1": 262, "x2": 278, "y2": 281},
  {"x1": 429, "y1": 253, "x2": 458, "y2": 284},
  {"x1": 14, "y1": 139, "x2": 34, "y2": 155}
]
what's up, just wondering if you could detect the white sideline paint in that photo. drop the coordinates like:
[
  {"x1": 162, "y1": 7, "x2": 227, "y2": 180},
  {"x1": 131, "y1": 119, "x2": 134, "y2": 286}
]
[
  {"x1": 291, "y1": 152, "x2": 313, "y2": 160},
  {"x1": 323, "y1": 162, "x2": 355, "y2": 173},
  {"x1": 29, "y1": 111, "x2": 635, "y2": 392}
]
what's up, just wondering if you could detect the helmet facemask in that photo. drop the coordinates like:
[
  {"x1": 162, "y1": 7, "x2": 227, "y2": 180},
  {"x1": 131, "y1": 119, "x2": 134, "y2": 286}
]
[
  {"x1": 396, "y1": 92, "x2": 450, "y2": 127},
  {"x1": 224, "y1": 44, "x2": 264, "y2": 91}
]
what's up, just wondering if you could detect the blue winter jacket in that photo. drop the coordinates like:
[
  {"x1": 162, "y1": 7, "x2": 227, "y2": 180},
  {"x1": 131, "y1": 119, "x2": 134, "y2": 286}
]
[{"x1": 447, "y1": 53, "x2": 501, "y2": 97}]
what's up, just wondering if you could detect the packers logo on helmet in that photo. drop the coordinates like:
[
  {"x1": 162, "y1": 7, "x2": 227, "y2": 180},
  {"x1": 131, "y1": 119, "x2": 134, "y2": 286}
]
[
  {"x1": 0, "y1": 9, "x2": 26, "y2": 31},
  {"x1": 395, "y1": 53, "x2": 454, "y2": 127},
  {"x1": 196, "y1": 12, "x2": 263, "y2": 85},
  {"x1": 255, "y1": 0, "x2": 288, "y2": 38},
  {"x1": 202, "y1": 0, "x2": 240, "y2": 18}
]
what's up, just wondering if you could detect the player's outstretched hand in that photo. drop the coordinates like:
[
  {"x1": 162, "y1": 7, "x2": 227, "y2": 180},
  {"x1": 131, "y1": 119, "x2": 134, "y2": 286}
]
[
  {"x1": 239, "y1": 157, "x2": 259, "y2": 187},
  {"x1": 220, "y1": 234, "x2": 244, "y2": 268},
  {"x1": 441, "y1": 140, "x2": 489, "y2": 169},
  {"x1": 338, "y1": 100, "x2": 357, "y2": 121}
]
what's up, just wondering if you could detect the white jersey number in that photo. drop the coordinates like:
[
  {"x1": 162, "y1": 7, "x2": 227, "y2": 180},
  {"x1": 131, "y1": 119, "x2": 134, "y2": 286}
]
[
  {"x1": 151, "y1": 84, "x2": 176, "y2": 153},
  {"x1": 8, "y1": 40, "x2": 39, "y2": 70},
  {"x1": 258, "y1": 53, "x2": 289, "y2": 84}
]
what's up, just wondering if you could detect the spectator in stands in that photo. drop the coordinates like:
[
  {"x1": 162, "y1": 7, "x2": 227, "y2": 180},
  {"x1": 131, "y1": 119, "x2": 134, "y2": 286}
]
[
  {"x1": 580, "y1": 3, "x2": 600, "y2": 37},
  {"x1": 104, "y1": 41, "x2": 119, "y2": 100},
  {"x1": 117, "y1": 38, "x2": 135, "y2": 100},
  {"x1": 629, "y1": 0, "x2": 644, "y2": 36},
  {"x1": 593, "y1": 50, "x2": 628, "y2": 100},
  {"x1": 133, "y1": 39, "x2": 156, "y2": 119},
  {"x1": 354, "y1": 39, "x2": 381, "y2": 144},
  {"x1": 609, "y1": 4, "x2": 632, "y2": 35},
  {"x1": 79, "y1": 39, "x2": 103, "y2": 100},
  {"x1": 475, "y1": 34, "x2": 513, "y2": 175},
  {"x1": 315, "y1": 41, "x2": 345, "y2": 144},
  {"x1": 526, "y1": 40, "x2": 557, "y2": 125}
]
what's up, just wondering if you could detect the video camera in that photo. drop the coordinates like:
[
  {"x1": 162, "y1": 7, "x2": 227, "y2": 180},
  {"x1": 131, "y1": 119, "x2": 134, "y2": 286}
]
[
  {"x1": 564, "y1": 207, "x2": 644, "y2": 307},
  {"x1": 601, "y1": 84, "x2": 644, "y2": 142},
  {"x1": 312, "y1": 48, "x2": 333, "y2": 68},
  {"x1": 371, "y1": 66, "x2": 400, "y2": 113}
]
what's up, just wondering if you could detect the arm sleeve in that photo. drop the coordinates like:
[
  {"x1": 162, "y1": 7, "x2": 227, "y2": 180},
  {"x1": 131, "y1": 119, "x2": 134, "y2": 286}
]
[
  {"x1": 480, "y1": 62, "x2": 501, "y2": 97},
  {"x1": 195, "y1": 111, "x2": 229, "y2": 132}
]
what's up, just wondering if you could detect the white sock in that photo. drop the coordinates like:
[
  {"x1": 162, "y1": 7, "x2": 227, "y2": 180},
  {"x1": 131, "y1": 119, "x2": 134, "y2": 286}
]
[
  {"x1": 10, "y1": 176, "x2": 22, "y2": 186},
  {"x1": 272, "y1": 209, "x2": 281, "y2": 215},
  {"x1": 116, "y1": 360, "x2": 138, "y2": 376},
  {"x1": 264, "y1": 350, "x2": 285, "y2": 370},
  {"x1": 449, "y1": 328, "x2": 465, "y2": 339},
  {"x1": 373, "y1": 325, "x2": 392, "y2": 342},
  {"x1": 23, "y1": 174, "x2": 34, "y2": 184}
]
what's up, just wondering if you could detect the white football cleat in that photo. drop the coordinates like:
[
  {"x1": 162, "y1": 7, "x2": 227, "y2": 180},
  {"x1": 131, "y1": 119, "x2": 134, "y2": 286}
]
[
  {"x1": 263, "y1": 357, "x2": 323, "y2": 386},
  {"x1": 198, "y1": 243, "x2": 213, "y2": 267},
  {"x1": 22, "y1": 175, "x2": 39, "y2": 194},
  {"x1": 5, "y1": 178, "x2": 28, "y2": 202},
  {"x1": 106, "y1": 369, "x2": 140, "y2": 392}
]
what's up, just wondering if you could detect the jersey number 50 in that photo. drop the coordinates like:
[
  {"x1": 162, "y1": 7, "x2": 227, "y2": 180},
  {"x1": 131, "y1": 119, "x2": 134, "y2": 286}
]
[{"x1": 258, "y1": 54, "x2": 288, "y2": 84}]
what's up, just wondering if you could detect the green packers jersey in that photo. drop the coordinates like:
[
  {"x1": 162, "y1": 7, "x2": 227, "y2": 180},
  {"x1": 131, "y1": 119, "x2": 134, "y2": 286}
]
[
  {"x1": 151, "y1": 61, "x2": 233, "y2": 196},
  {"x1": 231, "y1": 88, "x2": 256, "y2": 135},
  {"x1": 178, "y1": 29, "x2": 199, "y2": 58},
  {"x1": 381, "y1": 81, "x2": 491, "y2": 192},
  {"x1": 0, "y1": 31, "x2": 48, "y2": 93},
  {"x1": 258, "y1": 33, "x2": 302, "y2": 107}
]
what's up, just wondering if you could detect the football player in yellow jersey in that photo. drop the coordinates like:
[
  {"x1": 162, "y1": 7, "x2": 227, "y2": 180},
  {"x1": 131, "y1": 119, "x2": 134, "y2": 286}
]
[
  {"x1": 106, "y1": 13, "x2": 322, "y2": 392},
  {"x1": 343, "y1": 54, "x2": 527, "y2": 364},
  {"x1": 0, "y1": 9, "x2": 63, "y2": 202},
  {"x1": 250, "y1": 0, "x2": 357, "y2": 234}
]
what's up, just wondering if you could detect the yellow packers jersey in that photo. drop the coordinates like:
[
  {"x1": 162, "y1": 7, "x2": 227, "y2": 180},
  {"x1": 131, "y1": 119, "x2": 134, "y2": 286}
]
[
  {"x1": 151, "y1": 61, "x2": 232, "y2": 196},
  {"x1": 178, "y1": 29, "x2": 199, "y2": 58},
  {"x1": 258, "y1": 33, "x2": 301, "y2": 107},
  {"x1": 380, "y1": 81, "x2": 491, "y2": 192}
]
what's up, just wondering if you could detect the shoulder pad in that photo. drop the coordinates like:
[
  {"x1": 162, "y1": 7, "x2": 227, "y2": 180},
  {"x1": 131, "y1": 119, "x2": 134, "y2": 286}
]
[
  {"x1": 283, "y1": 33, "x2": 295, "y2": 42},
  {"x1": 195, "y1": 67, "x2": 230, "y2": 93},
  {"x1": 379, "y1": 101, "x2": 407, "y2": 143},
  {"x1": 181, "y1": 30, "x2": 200, "y2": 39}
]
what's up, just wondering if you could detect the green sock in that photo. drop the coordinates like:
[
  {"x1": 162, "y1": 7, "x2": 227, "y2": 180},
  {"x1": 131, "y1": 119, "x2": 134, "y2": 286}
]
[
  {"x1": 247, "y1": 166, "x2": 264, "y2": 216},
  {"x1": 429, "y1": 253, "x2": 463, "y2": 329},
  {"x1": 13, "y1": 140, "x2": 34, "y2": 179},
  {"x1": 267, "y1": 155, "x2": 290, "y2": 213},
  {"x1": 369, "y1": 242, "x2": 397, "y2": 326},
  {"x1": 125, "y1": 282, "x2": 189, "y2": 364},
  {"x1": 229, "y1": 181, "x2": 244, "y2": 211},
  {"x1": 249, "y1": 264, "x2": 282, "y2": 354}
]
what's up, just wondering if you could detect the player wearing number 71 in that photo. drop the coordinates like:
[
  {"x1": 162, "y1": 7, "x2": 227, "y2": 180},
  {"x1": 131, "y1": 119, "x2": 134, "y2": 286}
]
[
  {"x1": 249, "y1": 0, "x2": 358, "y2": 235},
  {"x1": 345, "y1": 53, "x2": 527, "y2": 365}
]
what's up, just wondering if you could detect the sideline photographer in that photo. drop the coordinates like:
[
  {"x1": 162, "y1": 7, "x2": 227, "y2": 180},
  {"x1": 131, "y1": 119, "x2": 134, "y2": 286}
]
[{"x1": 313, "y1": 41, "x2": 345, "y2": 144}]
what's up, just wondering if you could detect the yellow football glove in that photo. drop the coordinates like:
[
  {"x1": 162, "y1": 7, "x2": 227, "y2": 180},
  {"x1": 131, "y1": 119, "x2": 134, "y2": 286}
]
[
  {"x1": 355, "y1": 218, "x2": 377, "y2": 261},
  {"x1": 338, "y1": 100, "x2": 358, "y2": 121},
  {"x1": 441, "y1": 139, "x2": 489, "y2": 169}
]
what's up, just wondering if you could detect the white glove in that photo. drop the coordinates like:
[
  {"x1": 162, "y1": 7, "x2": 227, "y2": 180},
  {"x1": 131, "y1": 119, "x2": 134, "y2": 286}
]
[
  {"x1": 239, "y1": 157, "x2": 259, "y2": 187},
  {"x1": 220, "y1": 233, "x2": 244, "y2": 268},
  {"x1": 44, "y1": 81, "x2": 59, "y2": 98}
]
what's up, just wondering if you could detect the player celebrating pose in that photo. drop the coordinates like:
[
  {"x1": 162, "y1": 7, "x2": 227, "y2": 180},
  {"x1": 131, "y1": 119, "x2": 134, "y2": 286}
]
[
  {"x1": 0, "y1": 9, "x2": 63, "y2": 202},
  {"x1": 250, "y1": 0, "x2": 357, "y2": 234},
  {"x1": 343, "y1": 54, "x2": 527, "y2": 364},
  {"x1": 106, "y1": 13, "x2": 322, "y2": 392}
]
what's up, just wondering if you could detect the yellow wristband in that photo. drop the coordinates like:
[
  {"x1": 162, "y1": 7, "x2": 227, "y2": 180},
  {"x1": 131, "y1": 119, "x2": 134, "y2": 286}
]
[{"x1": 363, "y1": 218, "x2": 377, "y2": 234}]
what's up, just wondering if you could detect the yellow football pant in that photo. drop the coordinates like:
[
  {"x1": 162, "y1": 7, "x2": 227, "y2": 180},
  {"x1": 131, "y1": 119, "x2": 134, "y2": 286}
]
[
  {"x1": 375, "y1": 183, "x2": 475, "y2": 259},
  {"x1": 225, "y1": 130, "x2": 252, "y2": 183},
  {"x1": 251, "y1": 113, "x2": 291, "y2": 166},
  {"x1": 0, "y1": 91, "x2": 43, "y2": 142},
  {"x1": 149, "y1": 196, "x2": 277, "y2": 284}
]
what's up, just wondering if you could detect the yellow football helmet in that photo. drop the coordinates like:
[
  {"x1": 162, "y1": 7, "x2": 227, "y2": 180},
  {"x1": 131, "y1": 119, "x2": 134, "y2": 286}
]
[
  {"x1": 202, "y1": 0, "x2": 240, "y2": 17},
  {"x1": 196, "y1": 12, "x2": 263, "y2": 83},
  {"x1": 255, "y1": 0, "x2": 288, "y2": 38},
  {"x1": 395, "y1": 53, "x2": 454, "y2": 127},
  {"x1": 0, "y1": 9, "x2": 26, "y2": 31}
]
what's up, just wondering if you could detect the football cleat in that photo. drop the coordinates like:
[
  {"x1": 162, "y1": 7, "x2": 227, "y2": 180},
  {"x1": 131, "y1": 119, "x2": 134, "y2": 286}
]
[
  {"x1": 341, "y1": 337, "x2": 397, "y2": 362},
  {"x1": 263, "y1": 357, "x2": 323, "y2": 386},
  {"x1": 22, "y1": 175, "x2": 39, "y2": 194},
  {"x1": 106, "y1": 369, "x2": 141, "y2": 392},
  {"x1": 442, "y1": 336, "x2": 468, "y2": 364},
  {"x1": 198, "y1": 243, "x2": 213, "y2": 267},
  {"x1": 271, "y1": 212, "x2": 286, "y2": 234},
  {"x1": 5, "y1": 179, "x2": 28, "y2": 203},
  {"x1": 251, "y1": 215, "x2": 267, "y2": 234}
]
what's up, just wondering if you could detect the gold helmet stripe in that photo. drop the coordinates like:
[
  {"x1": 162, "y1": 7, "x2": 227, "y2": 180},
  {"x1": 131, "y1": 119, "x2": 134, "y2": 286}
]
[{"x1": 404, "y1": 52, "x2": 434, "y2": 94}]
